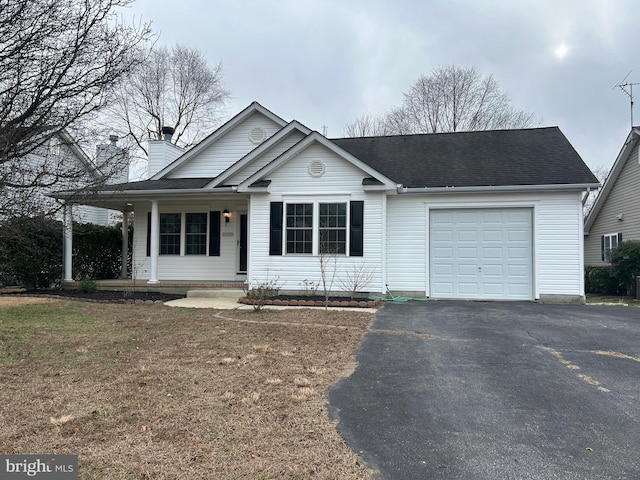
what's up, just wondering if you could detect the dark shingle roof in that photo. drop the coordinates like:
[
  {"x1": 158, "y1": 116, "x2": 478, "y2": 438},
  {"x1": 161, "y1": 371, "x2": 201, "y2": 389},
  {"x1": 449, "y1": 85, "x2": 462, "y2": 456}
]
[
  {"x1": 100, "y1": 177, "x2": 215, "y2": 191},
  {"x1": 332, "y1": 127, "x2": 597, "y2": 188}
]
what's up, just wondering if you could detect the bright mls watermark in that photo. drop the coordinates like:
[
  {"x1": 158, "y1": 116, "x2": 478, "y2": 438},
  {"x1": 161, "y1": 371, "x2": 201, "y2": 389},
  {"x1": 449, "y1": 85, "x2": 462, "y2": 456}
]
[{"x1": 1, "y1": 455, "x2": 78, "y2": 479}]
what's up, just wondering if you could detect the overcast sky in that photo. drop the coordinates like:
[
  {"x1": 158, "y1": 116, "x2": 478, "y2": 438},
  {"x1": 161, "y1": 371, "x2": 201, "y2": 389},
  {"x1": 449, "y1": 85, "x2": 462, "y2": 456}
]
[{"x1": 125, "y1": 0, "x2": 639, "y2": 174}]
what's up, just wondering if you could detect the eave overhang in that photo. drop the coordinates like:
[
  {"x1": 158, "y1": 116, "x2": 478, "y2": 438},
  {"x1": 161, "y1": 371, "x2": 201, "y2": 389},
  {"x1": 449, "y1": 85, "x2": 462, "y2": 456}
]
[{"x1": 396, "y1": 183, "x2": 600, "y2": 194}]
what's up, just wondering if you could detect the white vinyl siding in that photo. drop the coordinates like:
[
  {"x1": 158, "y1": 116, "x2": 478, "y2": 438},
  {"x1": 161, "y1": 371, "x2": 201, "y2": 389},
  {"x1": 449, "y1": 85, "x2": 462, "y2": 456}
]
[
  {"x1": 387, "y1": 191, "x2": 585, "y2": 299},
  {"x1": 168, "y1": 113, "x2": 282, "y2": 178},
  {"x1": 536, "y1": 192, "x2": 584, "y2": 296},
  {"x1": 225, "y1": 131, "x2": 306, "y2": 185},
  {"x1": 247, "y1": 142, "x2": 385, "y2": 293},
  {"x1": 267, "y1": 143, "x2": 370, "y2": 193},
  {"x1": 131, "y1": 201, "x2": 246, "y2": 281},
  {"x1": 585, "y1": 142, "x2": 640, "y2": 265}
]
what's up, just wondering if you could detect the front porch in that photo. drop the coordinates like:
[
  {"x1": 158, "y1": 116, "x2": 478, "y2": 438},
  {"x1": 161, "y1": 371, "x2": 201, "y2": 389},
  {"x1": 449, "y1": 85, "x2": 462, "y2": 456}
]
[{"x1": 61, "y1": 279, "x2": 246, "y2": 295}]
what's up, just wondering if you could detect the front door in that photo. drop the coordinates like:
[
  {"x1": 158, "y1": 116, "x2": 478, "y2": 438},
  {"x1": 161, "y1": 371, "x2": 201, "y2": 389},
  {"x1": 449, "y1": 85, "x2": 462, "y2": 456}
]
[{"x1": 239, "y1": 214, "x2": 247, "y2": 273}]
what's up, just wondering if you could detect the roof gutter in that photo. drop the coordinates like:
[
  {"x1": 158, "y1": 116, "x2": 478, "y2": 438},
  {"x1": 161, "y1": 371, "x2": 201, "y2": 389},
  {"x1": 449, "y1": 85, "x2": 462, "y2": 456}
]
[{"x1": 399, "y1": 183, "x2": 601, "y2": 194}]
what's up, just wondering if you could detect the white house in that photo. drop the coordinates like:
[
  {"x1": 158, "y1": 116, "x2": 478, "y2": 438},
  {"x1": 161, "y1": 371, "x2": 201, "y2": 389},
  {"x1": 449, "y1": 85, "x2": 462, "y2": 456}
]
[
  {"x1": 54, "y1": 102, "x2": 598, "y2": 302},
  {"x1": 8, "y1": 130, "x2": 129, "y2": 225}
]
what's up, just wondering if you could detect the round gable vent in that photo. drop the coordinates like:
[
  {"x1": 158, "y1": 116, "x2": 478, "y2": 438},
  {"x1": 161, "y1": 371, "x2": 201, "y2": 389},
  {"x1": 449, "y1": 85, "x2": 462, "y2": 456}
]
[
  {"x1": 308, "y1": 160, "x2": 325, "y2": 178},
  {"x1": 249, "y1": 127, "x2": 266, "y2": 144}
]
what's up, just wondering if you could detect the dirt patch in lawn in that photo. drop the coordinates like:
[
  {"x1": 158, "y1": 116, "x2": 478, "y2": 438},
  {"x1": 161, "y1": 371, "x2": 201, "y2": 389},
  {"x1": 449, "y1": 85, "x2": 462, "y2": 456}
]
[
  {"x1": 0, "y1": 295, "x2": 61, "y2": 307},
  {"x1": 0, "y1": 299, "x2": 376, "y2": 479}
]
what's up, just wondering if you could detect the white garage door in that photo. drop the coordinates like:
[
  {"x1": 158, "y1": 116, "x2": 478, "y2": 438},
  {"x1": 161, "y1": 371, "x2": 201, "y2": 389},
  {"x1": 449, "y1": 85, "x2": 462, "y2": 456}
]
[{"x1": 430, "y1": 208, "x2": 533, "y2": 300}]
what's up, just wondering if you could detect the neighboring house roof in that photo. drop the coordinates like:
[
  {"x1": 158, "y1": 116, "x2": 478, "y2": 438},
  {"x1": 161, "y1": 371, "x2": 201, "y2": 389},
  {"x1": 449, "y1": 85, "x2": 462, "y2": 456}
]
[
  {"x1": 332, "y1": 127, "x2": 597, "y2": 189},
  {"x1": 55, "y1": 130, "x2": 102, "y2": 180},
  {"x1": 584, "y1": 127, "x2": 640, "y2": 234}
]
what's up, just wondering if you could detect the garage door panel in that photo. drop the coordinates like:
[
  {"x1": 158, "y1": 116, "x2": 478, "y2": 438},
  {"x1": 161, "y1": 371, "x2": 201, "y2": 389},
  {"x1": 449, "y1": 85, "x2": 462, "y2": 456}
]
[
  {"x1": 458, "y1": 283, "x2": 479, "y2": 295},
  {"x1": 508, "y1": 229, "x2": 529, "y2": 241},
  {"x1": 430, "y1": 208, "x2": 532, "y2": 300},
  {"x1": 433, "y1": 247, "x2": 453, "y2": 260},
  {"x1": 433, "y1": 264, "x2": 453, "y2": 276},
  {"x1": 482, "y1": 265, "x2": 503, "y2": 276},
  {"x1": 483, "y1": 283, "x2": 504, "y2": 295},
  {"x1": 482, "y1": 230, "x2": 503, "y2": 242},
  {"x1": 432, "y1": 230, "x2": 453, "y2": 242},
  {"x1": 458, "y1": 230, "x2": 478, "y2": 242},
  {"x1": 457, "y1": 263, "x2": 479, "y2": 276},
  {"x1": 432, "y1": 282, "x2": 454, "y2": 295},
  {"x1": 458, "y1": 247, "x2": 479, "y2": 258},
  {"x1": 508, "y1": 247, "x2": 529, "y2": 259},
  {"x1": 482, "y1": 247, "x2": 503, "y2": 259}
]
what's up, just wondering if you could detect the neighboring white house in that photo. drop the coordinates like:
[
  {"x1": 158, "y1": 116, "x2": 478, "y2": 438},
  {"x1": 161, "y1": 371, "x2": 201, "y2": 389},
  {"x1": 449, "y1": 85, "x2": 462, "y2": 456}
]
[
  {"x1": 54, "y1": 102, "x2": 598, "y2": 302},
  {"x1": 9, "y1": 130, "x2": 129, "y2": 225}
]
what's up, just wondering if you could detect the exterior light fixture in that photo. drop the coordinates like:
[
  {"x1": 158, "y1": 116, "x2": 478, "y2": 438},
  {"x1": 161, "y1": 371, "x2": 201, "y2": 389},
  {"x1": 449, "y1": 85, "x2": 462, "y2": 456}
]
[{"x1": 223, "y1": 209, "x2": 230, "y2": 223}]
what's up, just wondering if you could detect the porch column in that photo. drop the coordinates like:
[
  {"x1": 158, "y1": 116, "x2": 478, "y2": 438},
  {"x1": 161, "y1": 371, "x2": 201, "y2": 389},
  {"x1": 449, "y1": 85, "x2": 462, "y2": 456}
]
[
  {"x1": 120, "y1": 210, "x2": 129, "y2": 279},
  {"x1": 63, "y1": 203, "x2": 73, "y2": 281},
  {"x1": 148, "y1": 200, "x2": 159, "y2": 284}
]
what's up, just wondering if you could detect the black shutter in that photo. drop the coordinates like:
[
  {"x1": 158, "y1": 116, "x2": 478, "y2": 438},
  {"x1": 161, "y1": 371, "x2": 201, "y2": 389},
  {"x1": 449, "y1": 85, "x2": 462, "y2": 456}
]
[
  {"x1": 146, "y1": 211, "x2": 151, "y2": 257},
  {"x1": 270, "y1": 202, "x2": 283, "y2": 255},
  {"x1": 209, "y1": 211, "x2": 221, "y2": 256},
  {"x1": 600, "y1": 235, "x2": 605, "y2": 261},
  {"x1": 618, "y1": 232, "x2": 623, "y2": 244},
  {"x1": 350, "y1": 201, "x2": 364, "y2": 256}
]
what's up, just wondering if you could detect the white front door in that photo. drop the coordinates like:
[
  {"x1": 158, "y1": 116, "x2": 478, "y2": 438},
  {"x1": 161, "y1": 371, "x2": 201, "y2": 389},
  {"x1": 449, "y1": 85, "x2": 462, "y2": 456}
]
[{"x1": 430, "y1": 208, "x2": 533, "y2": 300}]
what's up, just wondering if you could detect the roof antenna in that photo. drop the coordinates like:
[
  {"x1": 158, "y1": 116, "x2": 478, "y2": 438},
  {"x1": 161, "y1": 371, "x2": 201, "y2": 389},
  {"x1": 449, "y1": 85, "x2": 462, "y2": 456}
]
[{"x1": 614, "y1": 71, "x2": 640, "y2": 127}]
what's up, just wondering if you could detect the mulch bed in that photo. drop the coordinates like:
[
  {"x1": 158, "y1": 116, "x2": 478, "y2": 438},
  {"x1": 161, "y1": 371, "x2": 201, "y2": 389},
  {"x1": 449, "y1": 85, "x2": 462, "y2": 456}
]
[
  {"x1": 3, "y1": 289, "x2": 380, "y2": 308},
  {"x1": 239, "y1": 295, "x2": 381, "y2": 308},
  {"x1": 5, "y1": 289, "x2": 184, "y2": 303}
]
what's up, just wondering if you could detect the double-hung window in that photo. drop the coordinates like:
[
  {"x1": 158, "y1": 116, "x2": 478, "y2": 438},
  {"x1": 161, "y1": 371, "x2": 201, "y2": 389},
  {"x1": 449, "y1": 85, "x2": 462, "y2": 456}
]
[
  {"x1": 601, "y1": 232, "x2": 622, "y2": 262},
  {"x1": 159, "y1": 213, "x2": 181, "y2": 255},
  {"x1": 319, "y1": 203, "x2": 347, "y2": 254},
  {"x1": 286, "y1": 203, "x2": 313, "y2": 254},
  {"x1": 185, "y1": 213, "x2": 208, "y2": 255}
]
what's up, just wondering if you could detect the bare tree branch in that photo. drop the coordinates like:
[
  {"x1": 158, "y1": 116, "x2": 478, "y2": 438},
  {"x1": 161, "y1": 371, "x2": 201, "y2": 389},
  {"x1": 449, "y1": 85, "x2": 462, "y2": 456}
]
[
  {"x1": 107, "y1": 43, "x2": 231, "y2": 162},
  {"x1": 344, "y1": 65, "x2": 538, "y2": 137},
  {"x1": 0, "y1": 0, "x2": 152, "y2": 217}
]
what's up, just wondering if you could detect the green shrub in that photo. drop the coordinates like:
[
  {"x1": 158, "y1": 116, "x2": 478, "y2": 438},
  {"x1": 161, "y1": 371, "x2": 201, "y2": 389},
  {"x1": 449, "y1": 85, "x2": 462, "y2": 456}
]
[
  {"x1": 72, "y1": 222, "x2": 131, "y2": 280},
  {"x1": 585, "y1": 265, "x2": 624, "y2": 295},
  {"x1": 610, "y1": 240, "x2": 640, "y2": 296},
  {"x1": 78, "y1": 278, "x2": 97, "y2": 293},
  {"x1": 0, "y1": 216, "x2": 63, "y2": 289},
  {"x1": 0, "y1": 216, "x2": 132, "y2": 289}
]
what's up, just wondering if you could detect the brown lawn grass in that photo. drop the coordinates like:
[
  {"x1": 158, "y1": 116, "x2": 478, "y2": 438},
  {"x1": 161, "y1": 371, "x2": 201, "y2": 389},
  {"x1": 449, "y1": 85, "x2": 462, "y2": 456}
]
[{"x1": 0, "y1": 297, "x2": 376, "y2": 479}]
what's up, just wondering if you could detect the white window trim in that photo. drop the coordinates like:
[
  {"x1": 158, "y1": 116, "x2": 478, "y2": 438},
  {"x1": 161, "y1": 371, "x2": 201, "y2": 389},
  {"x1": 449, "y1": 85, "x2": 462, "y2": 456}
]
[
  {"x1": 603, "y1": 232, "x2": 620, "y2": 262},
  {"x1": 283, "y1": 200, "x2": 351, "y2": 256}
]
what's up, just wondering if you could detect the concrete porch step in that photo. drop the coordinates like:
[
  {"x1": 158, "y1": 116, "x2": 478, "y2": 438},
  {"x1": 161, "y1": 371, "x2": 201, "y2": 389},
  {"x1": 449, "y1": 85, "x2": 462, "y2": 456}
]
[{"x1": 186, "y1": 289, "x2": 245, "y2": 299}]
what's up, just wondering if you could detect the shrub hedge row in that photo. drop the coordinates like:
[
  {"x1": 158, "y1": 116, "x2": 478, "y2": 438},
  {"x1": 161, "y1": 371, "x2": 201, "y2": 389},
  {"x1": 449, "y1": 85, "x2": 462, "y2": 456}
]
[{"x1": 0, "y1": 216, "x2": 131, "y2": 289}]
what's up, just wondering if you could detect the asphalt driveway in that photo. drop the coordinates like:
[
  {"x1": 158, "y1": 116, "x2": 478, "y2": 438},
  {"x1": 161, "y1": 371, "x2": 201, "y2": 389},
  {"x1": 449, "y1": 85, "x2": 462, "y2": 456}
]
[{"x1": 328, "y1": 301, "x2": 640, "y2": 480}]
